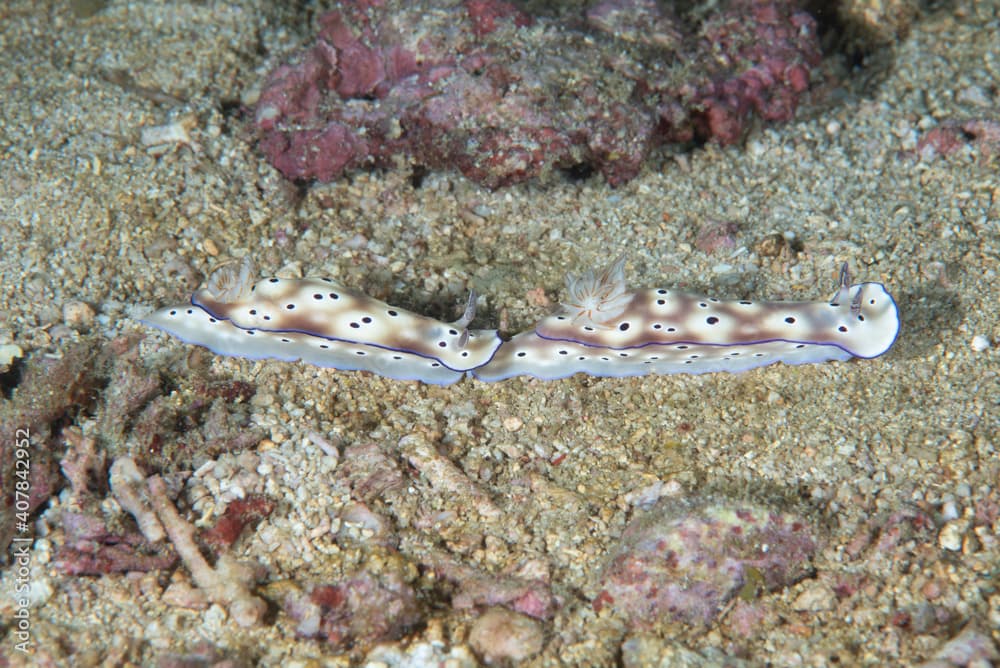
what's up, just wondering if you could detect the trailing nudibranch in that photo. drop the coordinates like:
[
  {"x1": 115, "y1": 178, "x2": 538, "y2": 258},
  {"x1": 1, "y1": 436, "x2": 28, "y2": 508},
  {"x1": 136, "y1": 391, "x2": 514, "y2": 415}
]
[
  {"x1": 142, "y1": 257, "x2": 900, "y2": 383},
  {"x1": 143, "y1": 257, "x2": 502, "y2": 385}
]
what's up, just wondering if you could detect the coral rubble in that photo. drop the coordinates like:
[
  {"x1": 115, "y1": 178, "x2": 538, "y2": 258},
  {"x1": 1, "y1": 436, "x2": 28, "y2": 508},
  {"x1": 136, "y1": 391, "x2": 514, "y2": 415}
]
[{"x1": 597, "y1": 497, "x2": 817, "y2": 627}]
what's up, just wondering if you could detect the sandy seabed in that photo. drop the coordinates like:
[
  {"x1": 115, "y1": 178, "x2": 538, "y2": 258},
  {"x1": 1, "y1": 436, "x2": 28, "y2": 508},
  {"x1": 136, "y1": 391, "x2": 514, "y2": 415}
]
[{"x1": 0, "y1": 1, "x2": 998, "y2": 666}]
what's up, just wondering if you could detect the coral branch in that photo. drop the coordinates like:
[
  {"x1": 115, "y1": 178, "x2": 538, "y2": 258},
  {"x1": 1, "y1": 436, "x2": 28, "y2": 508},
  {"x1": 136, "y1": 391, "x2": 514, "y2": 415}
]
[
  {"x1": 109, "y1": 457, "x2": 165, "y2": 542},
  {"x1": 399, "y1": 433, "x2": 501, "y2": 519},
  {"x1": 146, "y1": 475, "x2": 266, "y2": 627}
]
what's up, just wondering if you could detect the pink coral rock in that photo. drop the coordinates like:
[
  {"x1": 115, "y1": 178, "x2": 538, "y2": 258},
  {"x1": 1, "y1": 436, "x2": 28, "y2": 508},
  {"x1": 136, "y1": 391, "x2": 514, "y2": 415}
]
[
  {"x1": 596, "y1": 497, "x2": 817, "y2": 627},
  {"x1": 255, "y1": 0, "x2": 820, "y2": 188},
  {"x1": 286, "y1": 571, "x2": 422, "y2": 649}
]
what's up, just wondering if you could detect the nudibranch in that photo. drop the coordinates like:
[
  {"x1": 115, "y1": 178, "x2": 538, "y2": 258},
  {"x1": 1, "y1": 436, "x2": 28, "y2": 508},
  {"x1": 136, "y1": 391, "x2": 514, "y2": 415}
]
[
  {"x1": 142, "y1": 257, "x2": 899, "y2": 383},
  {"x1": 471, "y1": 262, "x2": 900, "y2": 381},
  {"x1": 142, "y1": 257, "x2": 502, "y2": 385}
]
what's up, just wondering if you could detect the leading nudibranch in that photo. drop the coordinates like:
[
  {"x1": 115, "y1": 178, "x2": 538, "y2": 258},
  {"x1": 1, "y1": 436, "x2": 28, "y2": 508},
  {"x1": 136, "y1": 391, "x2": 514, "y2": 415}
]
[{"x1": 471, "y1": 261, "x2": 900, "y2": 381}]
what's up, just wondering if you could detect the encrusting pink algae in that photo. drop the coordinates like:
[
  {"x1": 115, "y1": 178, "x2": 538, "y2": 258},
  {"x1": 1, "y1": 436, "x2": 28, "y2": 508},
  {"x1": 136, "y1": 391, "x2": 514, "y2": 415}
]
[
  {"x1": 255, "y1": 0, "x2": 821, "y2": 188},
  {"x1": 597, "y1": 498, "x2": 817, "y2": 627}
]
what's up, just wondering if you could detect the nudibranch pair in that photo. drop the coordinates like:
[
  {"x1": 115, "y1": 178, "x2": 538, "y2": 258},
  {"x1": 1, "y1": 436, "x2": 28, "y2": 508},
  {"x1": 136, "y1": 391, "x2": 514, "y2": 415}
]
[{"x1": 143, "y1": 257, "x2": 900, "y2": 385}]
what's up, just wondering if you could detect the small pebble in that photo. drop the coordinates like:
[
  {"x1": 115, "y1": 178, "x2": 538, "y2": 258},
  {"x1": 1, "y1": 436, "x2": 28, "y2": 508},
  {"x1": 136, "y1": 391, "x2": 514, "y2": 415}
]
[
  {"x1": 956, "y1": 85, "x2": 992, "y2": 107},
  {"x1": 940, "y1": 500, "x2": 960, "y2": 521},
  {"x1": 468, "y1": 608, "x2": 544, "y2": 664},
  {"x1": 502, "y1": 416, "x2": 524, "y2": 432},
  {"x1": 140, "y1": 114, "x2": 198, "y2": 155},
  {"x1": 920, "y1": 579, "x2": 942, "y2": 600},
  {"x1": 970, "y1": 335, "x2": 990, "y2": 352},
  {"x1": 202, "y1": 603, "x2": 229, "y2": 633},
  {"x1": 62, "y1": 301, "x2": 96, "y2": 328},
  {"x1": 0, "y1": 343, "x2": 24, "y2": 370},
  {"x1": 938, "y1": 520, "x2": 967, "y2": 551},
  {"x1": 161, "y1": 581, "x2": 209, "y2": 610},
  {"x1": 792, "y1": 583, "x2": 836, "y2": 612},
  {"x1": 747, "y1": 139, "x2": 768, "y2": 158},
  {"x1": 923, "y1": 627, "x2": 1000, "y2": 666}
]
